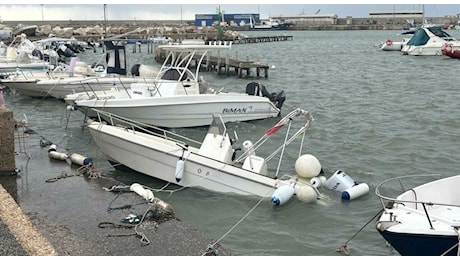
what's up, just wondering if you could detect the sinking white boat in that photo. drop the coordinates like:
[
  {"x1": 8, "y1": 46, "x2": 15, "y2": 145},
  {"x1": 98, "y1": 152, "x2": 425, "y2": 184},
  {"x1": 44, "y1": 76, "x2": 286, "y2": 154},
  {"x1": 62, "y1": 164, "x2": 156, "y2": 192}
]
[
  {"x1": 71, "y1": 43, "x2": 285, "y2": 128},
  {"x1": 401, "y1": 26, "x2": 460, "y2": 56},
  {"x1": 87, "y1": 107, "x2": 324, "y2": 205},
  {"x1": 375, "y1": 174, "x2": 460, "y2": 256}
]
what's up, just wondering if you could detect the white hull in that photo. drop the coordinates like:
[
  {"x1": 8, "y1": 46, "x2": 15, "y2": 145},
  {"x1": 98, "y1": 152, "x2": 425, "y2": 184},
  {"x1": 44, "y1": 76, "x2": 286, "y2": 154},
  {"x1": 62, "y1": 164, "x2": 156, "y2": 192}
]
[
  {"x1": 86, "y1": 108, "x2": 321, "y2": 205},
  {"x1": 401, "y1": 44, "x2": 446, "y2": 56},
  {"x1": 78, "y1": 94, "x2": 280, "y2": 128},
  {"x1": 88, "y1": 122, "x2": 286, "y2": 196},
  {"x1": 3, "y1": 75, "x2": 155, "y2": 99},
  {"x1": 0, "y1": 62, "x2": 49, "y2": 73}
]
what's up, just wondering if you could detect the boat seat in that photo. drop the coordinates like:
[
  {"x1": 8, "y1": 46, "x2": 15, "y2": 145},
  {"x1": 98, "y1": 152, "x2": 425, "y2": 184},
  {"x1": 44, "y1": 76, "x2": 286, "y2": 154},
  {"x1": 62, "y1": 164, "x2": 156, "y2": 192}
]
[{"x1": 198, "y1": 133, "x2": 233, "y2": 163}]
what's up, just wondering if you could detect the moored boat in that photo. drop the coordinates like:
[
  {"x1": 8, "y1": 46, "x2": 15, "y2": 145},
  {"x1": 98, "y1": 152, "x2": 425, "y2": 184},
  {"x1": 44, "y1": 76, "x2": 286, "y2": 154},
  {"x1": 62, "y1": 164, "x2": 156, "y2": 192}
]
[
  {"x1": 401, "y1": 26, "x2": 459, "y2": 56},
  {"x1": 87, "y1": 107, "x2": 325, "y2": 205},
  {"x1": 70, "y1": 42, "x2": 286, "y2": 128},
  {"x1": 442, "y1": 42, "x2": 460, "y2": 58},
  {"x1": 375, "y1": 174, "x2": 460, "y2": 256}
]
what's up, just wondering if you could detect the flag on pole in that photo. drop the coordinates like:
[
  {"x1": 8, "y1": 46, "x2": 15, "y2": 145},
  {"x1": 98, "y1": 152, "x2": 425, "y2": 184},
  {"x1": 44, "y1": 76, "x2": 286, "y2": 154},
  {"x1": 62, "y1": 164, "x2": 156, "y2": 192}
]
[{"x1": 265, "y1": 124, "x2": 285, "y2": 135}]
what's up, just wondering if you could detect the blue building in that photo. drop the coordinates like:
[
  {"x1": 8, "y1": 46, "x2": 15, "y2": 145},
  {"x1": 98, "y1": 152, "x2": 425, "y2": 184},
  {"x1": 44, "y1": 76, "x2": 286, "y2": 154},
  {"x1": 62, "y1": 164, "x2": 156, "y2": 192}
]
[{"x1": 195, "y1": 13, "x2": 260, "y2": 27}]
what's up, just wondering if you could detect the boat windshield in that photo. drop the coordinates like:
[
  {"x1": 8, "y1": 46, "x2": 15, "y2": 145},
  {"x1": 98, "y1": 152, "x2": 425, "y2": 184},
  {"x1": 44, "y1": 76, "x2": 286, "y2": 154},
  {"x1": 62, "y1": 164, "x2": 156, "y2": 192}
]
[{"x1": 207, "y1": 114, "x2": 227, "y2": 137}]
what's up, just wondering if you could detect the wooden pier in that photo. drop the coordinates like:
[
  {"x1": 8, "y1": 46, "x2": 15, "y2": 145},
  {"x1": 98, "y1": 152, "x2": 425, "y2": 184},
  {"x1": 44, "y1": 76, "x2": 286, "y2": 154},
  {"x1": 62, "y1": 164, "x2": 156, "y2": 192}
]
[{"x1": 152, "y1": 35, "x2": 292, "y2": 78}]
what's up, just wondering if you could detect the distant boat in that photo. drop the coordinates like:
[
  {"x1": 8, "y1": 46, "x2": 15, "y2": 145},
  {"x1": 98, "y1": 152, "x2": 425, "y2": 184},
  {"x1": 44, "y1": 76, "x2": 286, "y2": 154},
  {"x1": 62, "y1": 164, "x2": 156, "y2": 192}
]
[
  {"x1": 401, "y1": 26, "x2": 459, "y2": 56},
  {"x1": 12, "y1": 24, "x2": 38, "y2": 37},
  {"x1": 249, "y1": 16, "x2": 292, "y2": 30},
  {"x1": 442, "y1": 42, "x2": 460, "y2": 58},
  {"x1": 380, "y1": 30, "x2": 415, "y2": 51}
]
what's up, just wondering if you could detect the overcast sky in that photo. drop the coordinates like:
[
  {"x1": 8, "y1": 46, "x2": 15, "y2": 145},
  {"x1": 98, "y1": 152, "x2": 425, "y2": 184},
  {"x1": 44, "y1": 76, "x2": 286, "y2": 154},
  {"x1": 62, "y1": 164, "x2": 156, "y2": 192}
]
[{"x1": 0, "y1": 2, "x2": 459, "y2": 21}]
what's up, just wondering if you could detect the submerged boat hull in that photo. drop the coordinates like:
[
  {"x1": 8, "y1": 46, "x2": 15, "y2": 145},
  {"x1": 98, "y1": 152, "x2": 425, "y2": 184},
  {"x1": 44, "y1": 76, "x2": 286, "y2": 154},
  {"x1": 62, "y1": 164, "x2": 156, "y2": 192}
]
[{"x1": 87, "y1": 121, "x2": 289, "y2": 197}]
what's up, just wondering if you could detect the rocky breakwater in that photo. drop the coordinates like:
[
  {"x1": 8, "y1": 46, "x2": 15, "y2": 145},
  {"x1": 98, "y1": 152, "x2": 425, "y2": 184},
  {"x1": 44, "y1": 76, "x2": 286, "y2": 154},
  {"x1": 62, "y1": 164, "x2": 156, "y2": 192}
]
[{"x1": 13, "y1": 23, "x2": 249, "y2": 43}]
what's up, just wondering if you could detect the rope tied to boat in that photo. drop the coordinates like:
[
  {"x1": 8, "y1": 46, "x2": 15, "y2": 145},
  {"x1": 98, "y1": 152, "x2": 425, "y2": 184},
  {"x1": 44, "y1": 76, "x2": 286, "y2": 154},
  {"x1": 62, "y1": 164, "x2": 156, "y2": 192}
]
[{"x1": 336, "y1": 208, "x2": 384, "y2": 256}]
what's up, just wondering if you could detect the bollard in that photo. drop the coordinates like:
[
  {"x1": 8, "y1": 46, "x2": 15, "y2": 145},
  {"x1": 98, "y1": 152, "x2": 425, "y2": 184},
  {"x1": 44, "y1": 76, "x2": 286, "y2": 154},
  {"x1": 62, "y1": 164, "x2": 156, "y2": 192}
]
[{"x1": 0, "y1": 105, "x2": 16, "y2": 174}]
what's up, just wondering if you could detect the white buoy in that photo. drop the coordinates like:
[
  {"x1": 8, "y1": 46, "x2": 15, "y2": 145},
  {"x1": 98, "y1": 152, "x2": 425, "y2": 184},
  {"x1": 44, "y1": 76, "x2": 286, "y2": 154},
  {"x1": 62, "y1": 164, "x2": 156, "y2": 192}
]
[
  {"x1": 48, "y1": 144, "x2": 57, "y2": 153},
  {"x1": 295, "y1": 154, "x2": 322, "y2": 179},
  {"x1": 48, "y1": 151, "x2": 68, "y2": 161},
  {"x1": 341, "y1": 183, "x2": 370, "y2": 200},
  {"x1": 69, "y1": 153, "x2": 93, "y2": 166},
  {"x1": 309, "y1": 177, "x2": 322, "y2": 188},
  {"x1": 130, "y1": 183, "x2": 154, "y2": 202},
  {"x1": 323, "y1": 170, "x2": 356, "y2": 192},
  {"x1": 294, "y1": 183, "x2": 317, "y2": 203},
  {"x1": 319, "y1": 175, "x2": 327, "y2": 185},
  {"x1": 175, "y1": 158, "x2": 185, "y2": 182},
  {"x1": 242, "y1": 140, "x2": 256, "y2": 156},
  {"x1": 271, "y1": 185, "x2": 295, "y2": 206}
]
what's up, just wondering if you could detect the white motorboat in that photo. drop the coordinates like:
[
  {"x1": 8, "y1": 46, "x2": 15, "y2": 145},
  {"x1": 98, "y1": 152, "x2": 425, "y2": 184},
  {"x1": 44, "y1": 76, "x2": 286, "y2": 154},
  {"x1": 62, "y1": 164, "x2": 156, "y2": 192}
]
[
  {"x1": 401, "y1": 26, "x2": 460, "y2": 56},
  {"x1": 1, "y1": 40, "x2": 159, "y2": 99},
  {"x1": 375, "y1": 174, "x2": 460, "y2": 256},
  {"x1": 70, "y1": 43, "x2": 286, "y2": 128},
  {"x1": 380, "y1": 30, "x2": 415, "y2": 51},
  {"x1": 0, "y1": 34, "x2": 53, "y2": 76},
  {"x1": 87, "y1": 107, "x2": 325, "y2": 205}
]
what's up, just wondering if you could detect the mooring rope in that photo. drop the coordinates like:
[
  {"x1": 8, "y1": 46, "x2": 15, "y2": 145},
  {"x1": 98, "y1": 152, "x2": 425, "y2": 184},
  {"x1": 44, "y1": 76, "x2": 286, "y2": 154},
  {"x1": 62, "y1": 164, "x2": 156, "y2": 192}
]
[
  {"x1": 336, "y1": 208, "x2": 384, "y2": 256},
  {"x1": 202, "y1": 190, "x2": 270, "y2": 256}
]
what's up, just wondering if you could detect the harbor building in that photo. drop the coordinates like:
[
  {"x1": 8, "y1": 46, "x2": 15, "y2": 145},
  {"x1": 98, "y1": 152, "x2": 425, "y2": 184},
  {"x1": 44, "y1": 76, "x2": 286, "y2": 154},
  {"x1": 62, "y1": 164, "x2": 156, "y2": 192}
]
[
  {"x1": 195, "y1": 13, "x2": 260, "y2": 27},
  {"x1": 270, "y1": 14, "x2": 338, "y2": 25}
]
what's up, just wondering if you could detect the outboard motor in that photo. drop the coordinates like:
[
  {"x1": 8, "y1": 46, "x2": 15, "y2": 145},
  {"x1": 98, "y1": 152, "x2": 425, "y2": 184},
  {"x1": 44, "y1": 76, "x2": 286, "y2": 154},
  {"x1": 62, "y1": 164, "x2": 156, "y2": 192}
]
[
  {"x1": 31, "y1": 49, "x2": 43, "y2": 60},
  {"x1": 246, "y1": 82, "x2": 286, "y2": 110},
  {"x1": 131, "y1": 64, "x2": 141, "y2": 76},
  {"x1": 57, "y1": 44, "x2": 76, "y2": 57}
]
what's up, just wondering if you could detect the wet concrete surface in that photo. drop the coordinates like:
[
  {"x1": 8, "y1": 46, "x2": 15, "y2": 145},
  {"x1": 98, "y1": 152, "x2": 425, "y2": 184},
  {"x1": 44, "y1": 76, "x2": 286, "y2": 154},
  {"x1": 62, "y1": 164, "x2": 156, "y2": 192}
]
[{"x1": 0, "y1": 126, "x2": 231, "y2": 256}]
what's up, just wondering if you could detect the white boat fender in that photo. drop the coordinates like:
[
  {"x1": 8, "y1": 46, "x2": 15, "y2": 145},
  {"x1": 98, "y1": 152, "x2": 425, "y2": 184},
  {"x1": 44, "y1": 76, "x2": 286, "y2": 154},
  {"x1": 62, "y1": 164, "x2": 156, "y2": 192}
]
[
  {"x1": 130, "y1": 183, "x2": 154, "y2": 202},
  {"x1": 295, "y1": 154, "x2": 322, "y2": 179},
  {"x1": 69, "y1": 153, "x2": 93, "y2": 166},
  {"x1": 271, "y1": 185, "x2": 295, "y2": 206},
  {"x1": 341, "y1": 183, "x2": 369, "y2": 201},
  {"x1": 309, "y1": 176, "x2": 322, "y2": 188},
  {"x1": 294, "y1": 183, "x2": 318, "y2": 203},
  {"x1": 175, "y1": 158, "x2": 185, "y2": 182},
  {"x1": 48, "y1": 151, "x2": 68, "y2": 161},
  {"x1": 175, "y1": 145, "x2": 187, "y2": 182},
  {"x1": 242, "y1": 140, "x2": 256, "y2": 156},
  {"x1": 66, "y1": 105, "x2": 78, "y2": 111},
  {"x1": 48, "y1": 144, "x2": 57, "y2": 153}
]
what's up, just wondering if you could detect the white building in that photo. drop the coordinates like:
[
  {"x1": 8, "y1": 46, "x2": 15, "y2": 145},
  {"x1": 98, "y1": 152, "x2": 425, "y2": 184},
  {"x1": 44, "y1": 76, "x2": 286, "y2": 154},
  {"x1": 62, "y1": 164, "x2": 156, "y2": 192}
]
[{"x1": 271, "y1": 14, "x2": 338, "y2": 25}]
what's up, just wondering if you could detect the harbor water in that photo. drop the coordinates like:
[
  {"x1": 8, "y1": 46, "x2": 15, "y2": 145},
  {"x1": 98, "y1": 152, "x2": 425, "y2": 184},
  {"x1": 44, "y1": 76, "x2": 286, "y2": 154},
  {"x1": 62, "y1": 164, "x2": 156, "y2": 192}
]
[{"x1": 3, "y1": 29, "x2": 460, "y2": 256}]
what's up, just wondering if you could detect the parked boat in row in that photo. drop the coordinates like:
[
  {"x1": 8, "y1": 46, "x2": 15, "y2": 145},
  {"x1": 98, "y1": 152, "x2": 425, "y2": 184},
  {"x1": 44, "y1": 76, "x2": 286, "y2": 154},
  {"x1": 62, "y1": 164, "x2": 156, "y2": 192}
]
[
  {"x1": 1, "y1": 40, "x2": 159, "y2": 99},
  {"x1": 67, "y1": 43, "x2": 285, "y2": 128}
]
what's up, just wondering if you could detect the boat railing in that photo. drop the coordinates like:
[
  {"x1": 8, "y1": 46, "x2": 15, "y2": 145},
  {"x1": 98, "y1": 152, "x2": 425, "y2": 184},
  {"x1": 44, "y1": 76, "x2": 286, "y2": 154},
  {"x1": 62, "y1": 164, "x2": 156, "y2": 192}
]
[
  {"x1": 91, "y1": 108, "x2": 202, "y2": 148},
  {"x1": 375, "y1": 174, "x2": 460, "y2": 228}
]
